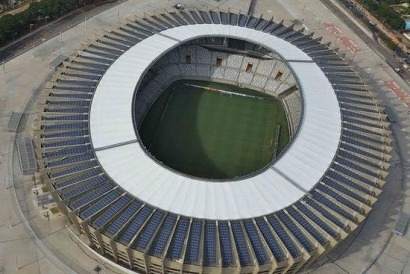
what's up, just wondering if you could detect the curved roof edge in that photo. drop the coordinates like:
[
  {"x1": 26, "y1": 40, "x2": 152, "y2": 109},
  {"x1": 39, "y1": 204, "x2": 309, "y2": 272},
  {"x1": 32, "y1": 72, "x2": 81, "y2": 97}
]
[{"x1": 90, "y1": 24, "x2": 341, "y2": 220}]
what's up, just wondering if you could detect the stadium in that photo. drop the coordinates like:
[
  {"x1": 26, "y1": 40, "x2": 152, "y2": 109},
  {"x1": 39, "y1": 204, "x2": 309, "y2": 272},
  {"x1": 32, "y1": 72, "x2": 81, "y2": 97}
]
[{"x1": 34, "y1": 8, "x2": 391, "y2": 274}]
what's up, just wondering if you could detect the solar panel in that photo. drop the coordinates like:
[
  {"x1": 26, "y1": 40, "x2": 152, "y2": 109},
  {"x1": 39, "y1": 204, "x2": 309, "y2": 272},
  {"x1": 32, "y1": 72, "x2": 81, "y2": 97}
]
[
  {"x1": 199, "y1": 11, "x2": 212, "y2": 24},
  {"x1": 179, "y1": 12, "x2": 195, "y2": 25},
  {"x1": 110, "y1": 32, "x2": 140, "y2": 44},
  {"x1": 316, "y1": 184, "x2": 361, "y2": 212},
  {"x1": 148, "y1": 214, "x2": 177, "y2": 256},
  {"x1": 52, "y1": 161, "x2": 96, "y2": 178},
  {"x1": 322, "y1": 176, "x2": 367, "y2": 203},
  {"x1": 209, "y1": 11, "x2": 220, "y2": 24},
  {"x1": 229, "y1": 13, "x2": 238, "y2": 26},
  {"x1": 296, "y1": 203, "x2": 338, "y2": 238},
  {"x1": 287, "y1": 207, "x2": 328, "y2": 245},
  {"x1": 133, "y1": 211, "x2": 164, "y2": 250},
  {"x1": 218, "y1": 221, "x2": 234, "y2": 267},
  {"x1": 203, "y1": 221, "x2": 217, "y2": 266},
  {"x1": 230, "y1": 221, "x2": 251, "y2": 266},
  {"x1": 219, "y1": 11, "x2": 229, "y2": 25},
  {"x1": 80, "y1": 189, "x2": 122, "y2": 219},
  {"x1": 312, "y1": 191, "x2": 355, "y2": 221},
  {"x1": 255, "y1": 217, "x2": 285, "y2": 262},
  {"x1": 340, "y1": 138, "x2": 383, "y2": 155},
  {"x1": 166, "y1": 217, "x2": 190, "y2": 260},
  {"x1": 83, "y1": 49, "x2": 119, "y2": 60},
  {"x1": 50, "y1": 92, "x2": 93, "y2": 100},
  {"x1": 69, "y1": 183, "x2": 113, "y2": 209},
  {"x1": 62, "y1": 73, "x2": 101, "y2": 81},
  {"x1": 343, "y1": 117, "x2": 382, "y2": 129},
  {"x1": 184, "y1": 219, "x2": 202, "y2": 264},
  {"x1": 56, "y1": 79, "x2": 96, "y2": 87},
  {"x1": 189, "y1": 11, "x2": 204, "y2": 24},
  {"x1": 42, "y1": 129, "x2": 89, "y2": 140},
  {"x1": 342, "y1": 129, "x2": 384, "y2": 144},
  {"x1": 243, "y1": 219, "x2": 269, "y2": 265},
  {"x1": 44, "y1": 145, "x2": 91, "y2": 158},
  {"x1": 118, "y1": 206, "x2": 153, "y2": 245},
  {"x1": 99, "y1": 40, "x2": 130, "y2": 51},
  {"x1": 339, "y1": 142, "x2": 381, "y2": 160},
  {"x1": 44, "y1": 137, "x2": 90, "y2": 149},
  {"x1": 142, "y1": 17, "x2": 165, "y2": 30},
  {"x1": 46, "y1": 153, "x2": 94, "y2": 168},
  {"x1": 332, "y1": 164, "x2": 375, "y2": 187},
  {"x1": 73, "y1": 60, "x2": 111, "y2": 70},
  {"x1": 151, "y1": 15, "x2": 173, "y2": 28},
  {"x1": 327, "y1": 169, "x2": 371, "y2": 194},
  {"x1": 246, "y1": 16, "x2": 257, "y2": 28},
  {"x1": 267, "y1": 215, "x2": 300, "y2": 258},
  {"x1": 88, "y1": 45, "x2": 123, "y2": 56},
  {"x1": 45, "y1": 107, "x2": 89, "y2": 113},
  {"x1": 126, "y1": 23, "x2": 153, "y2": 36},
  {"x1": 305, "y1": 199, "x2": 346, "y2": 229},
  {"x1": 80, "y1": 55, "x2": 114, "y2": 64},
  {"x1": 277, "y1": 212, "x2": 315, "y2": 253},
  {"x1": 105, "y1": 200, "x2": 142, "y2": 236},
  {"x1": 254, "y1": 18, "x2": 268, "y2": 30},
  {"x1": 57, "y1": 169, "x2": 101, "y2": 190},
  {"x1": 119, "y1": 27, "x2": 149, "y2": 39},
  {"x1": 43, "y1": 122, "x2": 88, "y2": 131},
  {"x1": 169, "y1": 12, "x2": 187, "y2": 25},
  {"x1": 93, "y1": 195, "x2": 132, "y2": 228},
  {"x1": 60, "y1": 173, "x2": 106, "y2": 198}
]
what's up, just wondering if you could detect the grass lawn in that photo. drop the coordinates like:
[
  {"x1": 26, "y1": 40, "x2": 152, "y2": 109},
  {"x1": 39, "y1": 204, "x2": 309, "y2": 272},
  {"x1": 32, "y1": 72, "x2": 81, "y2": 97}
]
[{"x1": 138, "y1": 80, "x2": 289, "y2": 179}]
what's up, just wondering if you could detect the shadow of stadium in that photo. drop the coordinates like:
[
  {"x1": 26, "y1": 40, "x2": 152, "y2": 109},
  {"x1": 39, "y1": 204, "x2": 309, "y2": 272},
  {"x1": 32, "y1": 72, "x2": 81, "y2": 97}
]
[{"x1": 138, "y1": 80, "x2": 229, "y2": 179}]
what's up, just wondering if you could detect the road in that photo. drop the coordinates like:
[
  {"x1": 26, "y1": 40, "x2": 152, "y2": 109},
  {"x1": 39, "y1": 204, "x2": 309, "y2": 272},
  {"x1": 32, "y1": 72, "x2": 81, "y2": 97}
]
[
  {"x1": 349, "y1": 0, "x2": 409, "y2": 53},
  {"x1": 320, "y1": 0, "x2": 410, "y2": 82},
  {"x1": 0, "y1": 0, "x2": 125, "y2": 63}
]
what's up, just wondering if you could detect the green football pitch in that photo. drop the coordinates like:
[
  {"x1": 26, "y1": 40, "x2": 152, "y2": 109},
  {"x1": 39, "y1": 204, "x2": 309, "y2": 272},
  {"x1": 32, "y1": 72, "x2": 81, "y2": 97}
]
[{"x1": 138, "y1": 80, "x2": 290, "y2": 179}]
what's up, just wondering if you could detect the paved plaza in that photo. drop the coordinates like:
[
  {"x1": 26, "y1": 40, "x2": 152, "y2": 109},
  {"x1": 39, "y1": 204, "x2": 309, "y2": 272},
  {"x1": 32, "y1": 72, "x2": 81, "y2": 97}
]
[{"x1": 0, "y1": 0, "x2": 409, "y2": 273}]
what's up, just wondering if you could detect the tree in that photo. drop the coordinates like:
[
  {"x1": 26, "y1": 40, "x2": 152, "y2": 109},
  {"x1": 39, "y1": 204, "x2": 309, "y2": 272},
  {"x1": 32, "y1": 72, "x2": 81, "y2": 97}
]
[{"x1": 0, "y1": 0, "x2": 79, "y2": 47}]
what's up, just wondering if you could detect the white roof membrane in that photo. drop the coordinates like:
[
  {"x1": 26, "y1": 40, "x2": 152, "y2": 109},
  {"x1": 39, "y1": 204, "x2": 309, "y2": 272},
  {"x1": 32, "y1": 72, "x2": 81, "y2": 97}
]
[{"x1": 90, "y1": 24, "x2": 341, "y2": 219}]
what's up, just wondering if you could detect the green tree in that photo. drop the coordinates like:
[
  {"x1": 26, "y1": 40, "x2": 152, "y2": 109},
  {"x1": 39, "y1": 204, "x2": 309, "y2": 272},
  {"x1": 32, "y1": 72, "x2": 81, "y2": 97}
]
[{"x1": 0, "y1": 0, "x2": 79, "y2": 47}]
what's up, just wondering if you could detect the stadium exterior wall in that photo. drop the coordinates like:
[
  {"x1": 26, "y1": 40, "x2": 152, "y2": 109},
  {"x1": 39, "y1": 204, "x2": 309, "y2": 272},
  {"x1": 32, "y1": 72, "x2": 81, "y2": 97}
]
[{"x1": 35, "y1": 9, "x2": 390, "y2": 274}]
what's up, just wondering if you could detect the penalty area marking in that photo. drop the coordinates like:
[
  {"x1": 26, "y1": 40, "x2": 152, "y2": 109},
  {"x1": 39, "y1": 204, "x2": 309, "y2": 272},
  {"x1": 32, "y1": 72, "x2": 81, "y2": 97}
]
[{"x1": 183, "y1": 83, "x2": 265, "y2": 100}]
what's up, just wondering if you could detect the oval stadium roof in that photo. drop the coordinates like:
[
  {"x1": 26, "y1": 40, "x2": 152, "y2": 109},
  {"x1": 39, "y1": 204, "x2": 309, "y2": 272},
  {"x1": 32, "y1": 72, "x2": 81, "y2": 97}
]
[
  {"x1": 37, "y1": 9, "x2": 391, "y2": 273},
  {"x1": 90, "y1": 24, "x2": 341, "y2": 220}
]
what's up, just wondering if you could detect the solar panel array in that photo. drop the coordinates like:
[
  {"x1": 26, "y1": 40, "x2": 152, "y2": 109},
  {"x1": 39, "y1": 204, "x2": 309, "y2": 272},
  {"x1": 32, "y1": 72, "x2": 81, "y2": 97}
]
[
  {"x1": 36, "y1": 9, "x2": 390, "y2": 274},
  {"x1": 17, "y1": 137, "x2": 37, "y2": 175}
]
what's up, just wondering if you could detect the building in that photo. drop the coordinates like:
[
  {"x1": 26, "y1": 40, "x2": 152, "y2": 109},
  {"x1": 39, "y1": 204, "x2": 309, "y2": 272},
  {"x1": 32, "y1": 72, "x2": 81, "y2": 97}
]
[{"x1": 34, "y1": 9, "x2": 391, "y2": 274}]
